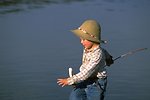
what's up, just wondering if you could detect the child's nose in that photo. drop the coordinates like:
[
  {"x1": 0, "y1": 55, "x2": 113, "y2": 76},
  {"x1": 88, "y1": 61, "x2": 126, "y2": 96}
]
[{"x1": 80, "y1": 39, "x2": 84, "y2": 44}]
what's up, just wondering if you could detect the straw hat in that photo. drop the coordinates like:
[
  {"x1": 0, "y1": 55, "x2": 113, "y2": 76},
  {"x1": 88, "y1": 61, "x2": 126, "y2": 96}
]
[{"x1": 71, "y1": 19, "x2": 103, "y2": 43}]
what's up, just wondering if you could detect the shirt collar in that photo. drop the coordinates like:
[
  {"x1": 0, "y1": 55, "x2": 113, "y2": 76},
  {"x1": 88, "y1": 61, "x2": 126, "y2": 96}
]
[{"x1": 84, "y1": 45, "x2": 100, "y2": 53}]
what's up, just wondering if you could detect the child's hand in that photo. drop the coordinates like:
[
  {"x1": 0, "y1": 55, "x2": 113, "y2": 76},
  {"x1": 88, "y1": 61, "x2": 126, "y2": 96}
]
[{"x1": 57, "y1": 78, "x2": 69, "y2": 87}]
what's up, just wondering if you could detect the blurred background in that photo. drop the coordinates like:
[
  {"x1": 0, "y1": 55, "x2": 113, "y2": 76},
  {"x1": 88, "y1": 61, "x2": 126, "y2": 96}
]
[{"x1": 0, "y1": 0, "x2": 150, "y2": 100}]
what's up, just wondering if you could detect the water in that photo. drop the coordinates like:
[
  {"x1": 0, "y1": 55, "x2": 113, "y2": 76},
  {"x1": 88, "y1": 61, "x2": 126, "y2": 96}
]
[{"x1": 0, "y1": 0, "x2": 150, "y2": 100}]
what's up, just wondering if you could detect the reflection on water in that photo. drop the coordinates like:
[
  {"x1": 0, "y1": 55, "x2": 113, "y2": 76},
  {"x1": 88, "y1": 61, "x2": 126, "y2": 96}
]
[{"x1": 0, "y1": 0, "x2": 87, "y2": 14}]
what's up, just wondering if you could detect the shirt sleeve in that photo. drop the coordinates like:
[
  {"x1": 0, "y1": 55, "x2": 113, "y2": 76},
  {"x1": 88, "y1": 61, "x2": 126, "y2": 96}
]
[{"x1": 67, "y1": 49, "x2": 102, "y2": 85}]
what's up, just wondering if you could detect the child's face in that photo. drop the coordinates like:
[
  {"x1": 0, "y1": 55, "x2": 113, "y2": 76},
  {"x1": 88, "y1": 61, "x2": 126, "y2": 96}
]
[{"x1": 80, "y1": 38, "x2": 94, "y2": 50}]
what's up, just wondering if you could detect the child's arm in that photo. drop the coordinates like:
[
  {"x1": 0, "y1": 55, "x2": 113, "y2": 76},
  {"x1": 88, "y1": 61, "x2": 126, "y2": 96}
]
[{"x1": 67, "y1": 50, "x2": 102, "y2": 85}]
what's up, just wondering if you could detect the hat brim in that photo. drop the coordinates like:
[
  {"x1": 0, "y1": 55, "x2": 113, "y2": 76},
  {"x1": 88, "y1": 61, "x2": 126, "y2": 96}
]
[{"x1": 71, "y1": 29, "x2": 105, "y2": 44}]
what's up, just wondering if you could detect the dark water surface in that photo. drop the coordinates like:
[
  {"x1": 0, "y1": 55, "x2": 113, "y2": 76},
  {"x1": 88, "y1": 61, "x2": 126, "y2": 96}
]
[{"x1": 0, "y1": 0, "x2": 150, "y2": 100}]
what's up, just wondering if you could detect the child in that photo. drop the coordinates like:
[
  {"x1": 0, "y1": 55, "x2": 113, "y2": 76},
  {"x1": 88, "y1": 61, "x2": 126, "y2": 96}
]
[{"x1": 57, "y1": 19, "x2": 113, "y2": 100}]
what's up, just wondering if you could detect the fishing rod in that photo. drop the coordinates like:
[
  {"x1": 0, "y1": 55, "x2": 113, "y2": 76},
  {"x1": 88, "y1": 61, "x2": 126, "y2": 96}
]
[
  {"x1": 113, "y1": 48, "x2": 147, "y2": 61},
  {"x1": 68, "y1": 48, "x2": 148, "y2": 77}
]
